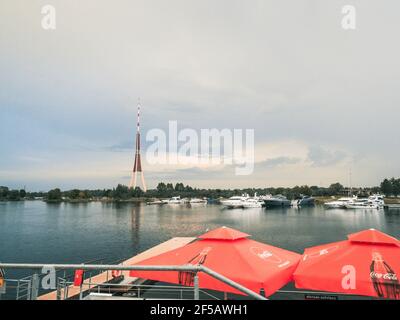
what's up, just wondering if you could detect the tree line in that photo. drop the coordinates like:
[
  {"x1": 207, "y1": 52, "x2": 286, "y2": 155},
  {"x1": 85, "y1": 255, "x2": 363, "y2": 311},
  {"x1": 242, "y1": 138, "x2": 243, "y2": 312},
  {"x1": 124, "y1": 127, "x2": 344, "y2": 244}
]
[
  {"x1": 380, "y1": 178, "x2": 400, "y2": 197},
  {"x1": 2, "y1": 177, "x2": 398, "y2": 202}
]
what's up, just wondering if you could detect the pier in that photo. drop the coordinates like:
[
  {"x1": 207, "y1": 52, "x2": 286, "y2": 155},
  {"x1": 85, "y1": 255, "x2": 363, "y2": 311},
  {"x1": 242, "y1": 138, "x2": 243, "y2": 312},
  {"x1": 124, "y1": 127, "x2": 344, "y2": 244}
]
[{"x1": 38, "y1": 237, "x2": 195, "y2": 300}]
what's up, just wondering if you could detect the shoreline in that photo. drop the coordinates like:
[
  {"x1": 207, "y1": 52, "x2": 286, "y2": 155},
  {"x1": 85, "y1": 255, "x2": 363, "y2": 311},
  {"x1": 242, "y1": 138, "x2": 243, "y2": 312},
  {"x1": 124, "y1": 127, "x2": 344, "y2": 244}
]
[{"x1": 1, "y1": 196, "x2": 400, "y2": 205}]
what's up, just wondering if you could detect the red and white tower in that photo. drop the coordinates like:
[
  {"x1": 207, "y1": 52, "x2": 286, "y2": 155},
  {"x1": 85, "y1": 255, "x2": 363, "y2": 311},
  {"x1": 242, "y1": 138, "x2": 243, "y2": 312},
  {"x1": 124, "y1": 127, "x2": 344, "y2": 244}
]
[{"x1": 129, "y1": 100, "x2": 147, "y2": 192}]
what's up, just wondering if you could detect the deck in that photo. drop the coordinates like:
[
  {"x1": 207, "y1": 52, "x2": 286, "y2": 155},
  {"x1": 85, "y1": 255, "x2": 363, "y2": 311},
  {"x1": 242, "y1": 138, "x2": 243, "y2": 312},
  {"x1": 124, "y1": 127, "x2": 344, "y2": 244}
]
[{"x1": 37, "y1": 237, "x2": 195, "y2": 300}]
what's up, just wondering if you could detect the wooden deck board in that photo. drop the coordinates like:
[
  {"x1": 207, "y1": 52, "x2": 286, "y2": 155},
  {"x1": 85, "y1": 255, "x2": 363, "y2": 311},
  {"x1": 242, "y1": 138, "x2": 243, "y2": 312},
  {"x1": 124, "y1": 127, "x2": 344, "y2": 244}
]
[{"x1": 38, "y1": 237, "x2": 195, "y2": 300}]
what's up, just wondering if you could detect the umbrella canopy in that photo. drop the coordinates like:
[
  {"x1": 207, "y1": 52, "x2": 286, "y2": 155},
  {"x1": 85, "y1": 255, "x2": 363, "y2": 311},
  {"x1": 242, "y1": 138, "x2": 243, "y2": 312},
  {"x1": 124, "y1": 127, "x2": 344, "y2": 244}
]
[
  {"x1": 293, "y1": 229, "x2": 400, "y2": 299},
  {"x1": 130, "y1": 226, "x2": 301, "y2": 296}
]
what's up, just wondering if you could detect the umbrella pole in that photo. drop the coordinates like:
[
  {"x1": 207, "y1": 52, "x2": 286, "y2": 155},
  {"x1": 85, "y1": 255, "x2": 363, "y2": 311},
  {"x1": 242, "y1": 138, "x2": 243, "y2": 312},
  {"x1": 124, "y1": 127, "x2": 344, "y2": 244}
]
[{"x1": 194, "y1": 274, "x2": 200, "y2": 300}]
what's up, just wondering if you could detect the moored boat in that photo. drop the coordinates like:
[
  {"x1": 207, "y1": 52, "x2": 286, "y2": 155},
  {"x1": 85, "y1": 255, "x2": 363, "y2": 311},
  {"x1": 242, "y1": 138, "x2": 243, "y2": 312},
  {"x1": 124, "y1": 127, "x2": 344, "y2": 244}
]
[
  {"x1": 162, "y1": 196, "x2": 186, "y2": 205},
  {"x1": 189, "y1": 198, "x2": 207, "y2": 204},
  {"x1": 324, "y1": 196, "x2": 357, "y2": 209},
  {"x1": 220, "y1": 195, "x2": 248, "y2": 209},
  {"x1": 344, "y1": 194, "x2": 384, "y2": 210},
  {"x1": 292, "y1": 195, "x2": 315, "y2": 207},
  {"x1": 146, "y1": 200, "x2": 166, "y2": 205},
  {"x1": 345, "y1": 201, "x2": 380, "y2": 209},
  {"x1": 264, "y1": 195, "x2": 291, "y2": 208},
  {"x1": 242, "y1": 198, "x2": 264, "y2": 208}
]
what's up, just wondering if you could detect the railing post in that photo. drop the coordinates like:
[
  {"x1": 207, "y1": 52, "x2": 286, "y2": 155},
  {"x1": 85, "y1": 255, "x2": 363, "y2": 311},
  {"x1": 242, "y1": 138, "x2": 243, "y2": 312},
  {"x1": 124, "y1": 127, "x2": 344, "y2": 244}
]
[
  {"x1": 65, "y1": 282, "x2": 69, "y2": 300},
  {"x1": 30, "y1": 273, "x2": 40, "y2": 300},
  {"x1": 26, "y1": 278, "x2": 31, "y2": 300},
  {"x1": 79, "y1": 282, "x2": 83, "y2": 300},
  {"x1": 16, "y1": 279, "x2": 20, "y2": 300},
  {"x1": 194, "y1": 274, "x2": 200, "y2": 300},
  {"x1": 56, "y1": 278, "x2": 61, "y2": 300},
  {"x1": 79, "y1": 264, "x2": 84, "y2": 300}
]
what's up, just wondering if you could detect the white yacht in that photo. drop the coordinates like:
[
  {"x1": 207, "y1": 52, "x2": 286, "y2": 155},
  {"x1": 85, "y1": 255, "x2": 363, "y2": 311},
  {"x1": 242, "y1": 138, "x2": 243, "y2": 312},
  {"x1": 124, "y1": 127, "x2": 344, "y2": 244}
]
[
  {"x1": 162, "y1": 196, "x2": 185, "y2": 204},
  {"x1": 220, "y1": 195, "x2": 249, "y2": 209},
  {"x1": 368, "y1": 194, "x2": 385, "y2": 207},
  {"x1": 345, "y1": 200, "x2": 380, "y2": 209},
  {"x1": 242, "y1": 198, "x2": 264, "y2": 208},
  {"x1": 189, "y1": 198, "x2": 207, "y2": 204},
  {"x1": 345, "y1": 195, "x2": 384, "y2": 210},
  {"x1": 324, "y1": 196, "x2": 357, "y2": 209}
]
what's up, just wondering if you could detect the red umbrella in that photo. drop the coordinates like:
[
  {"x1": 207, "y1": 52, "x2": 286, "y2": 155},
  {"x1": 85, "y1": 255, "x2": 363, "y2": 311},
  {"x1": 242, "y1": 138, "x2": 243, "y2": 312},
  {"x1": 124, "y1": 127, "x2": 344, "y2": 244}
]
[
  {"x1": 293, "y1": 229, "x2": 400, "y2": 299},
  {"x1": 130, "y1": 226, "x2": 301, "y2": 296}
]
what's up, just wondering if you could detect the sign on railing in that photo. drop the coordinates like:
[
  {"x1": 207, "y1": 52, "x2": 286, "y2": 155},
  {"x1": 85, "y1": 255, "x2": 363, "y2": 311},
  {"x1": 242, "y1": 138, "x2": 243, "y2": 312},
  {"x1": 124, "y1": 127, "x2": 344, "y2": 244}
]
[{"x1": 73, "y1": 270, "x2": 84, "y2": 287}]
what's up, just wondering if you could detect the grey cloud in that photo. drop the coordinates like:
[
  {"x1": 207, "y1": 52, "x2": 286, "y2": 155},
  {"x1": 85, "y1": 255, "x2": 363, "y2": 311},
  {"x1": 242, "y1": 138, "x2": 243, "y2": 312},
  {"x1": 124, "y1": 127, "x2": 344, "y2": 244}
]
[
  {"x1": 1, "y1": 0, "x2": 400, "y2": 189},
  {"x1": 307, "y1": 146, "x2": 347, "y2": 167},
  {"x1": 256, "y1": 157, "x2": 302, "y2": 168}
]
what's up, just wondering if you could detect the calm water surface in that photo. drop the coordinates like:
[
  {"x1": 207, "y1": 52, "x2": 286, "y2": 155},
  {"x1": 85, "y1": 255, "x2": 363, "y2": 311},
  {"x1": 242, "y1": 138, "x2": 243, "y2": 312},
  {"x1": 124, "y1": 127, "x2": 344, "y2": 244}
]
[{"x1": 1, "y1": 200, "x2": 400, "y2": 267}]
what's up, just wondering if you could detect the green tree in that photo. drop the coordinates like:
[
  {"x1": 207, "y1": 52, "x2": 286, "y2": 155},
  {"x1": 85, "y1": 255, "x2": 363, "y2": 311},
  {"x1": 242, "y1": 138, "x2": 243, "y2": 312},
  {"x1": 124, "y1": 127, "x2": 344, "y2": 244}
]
[
  {"x1": 0, "y1": 186, "x2": 9, "y2": 199},
  {"x1": 132, "y1": 187, "x2": 144, "y2": 197},
  {"x1": 47, "y1": 188, "x2": 62, "y2": 201},
  {"x1": 156, "y1": 182, "x2": 167, "y2": 192},
  {"x1": 19, "y1": 189, "x2": 26, "y2": 198},
  {"x1": 79, "y1": 190, "x2": 90, "y2": 199},
  {"x1": 328, "y1": 183, "x2": 344, "y2": 195},
  {"x1": 112, "y1": 184, "x2": 130, "y2": 200},
  {"x1": 175, "y1": 183, "x2": 185, "y2": 192},
  {"x1": 69, "y1": 189, "x2": 80, "y2": 199},
  {"x1": 7, "y1": 190, "x2": 21, "y2": 201},
  {"x1": 380, "y1": 179, "x2": 393, "y2": 196},
  {"x1": 391, "y1": 178, "x2": 400, "y2": 197}
]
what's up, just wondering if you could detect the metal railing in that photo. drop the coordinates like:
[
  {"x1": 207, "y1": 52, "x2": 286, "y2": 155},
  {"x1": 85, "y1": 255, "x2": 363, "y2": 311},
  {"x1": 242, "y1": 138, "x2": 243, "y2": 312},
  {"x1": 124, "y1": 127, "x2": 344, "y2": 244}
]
[
  {"x1": 55, "y1": 280, "x2": 222, "y2": 300},
  {"x1": 0, "y1": 263, "x2": 267, "y2": 300}
]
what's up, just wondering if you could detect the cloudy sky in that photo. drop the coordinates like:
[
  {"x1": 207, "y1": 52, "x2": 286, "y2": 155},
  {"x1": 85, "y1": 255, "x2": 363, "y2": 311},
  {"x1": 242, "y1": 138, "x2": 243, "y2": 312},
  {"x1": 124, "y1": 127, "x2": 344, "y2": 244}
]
[{"x1": 1, "y1": 0, "x2": 399, "y2": 191}]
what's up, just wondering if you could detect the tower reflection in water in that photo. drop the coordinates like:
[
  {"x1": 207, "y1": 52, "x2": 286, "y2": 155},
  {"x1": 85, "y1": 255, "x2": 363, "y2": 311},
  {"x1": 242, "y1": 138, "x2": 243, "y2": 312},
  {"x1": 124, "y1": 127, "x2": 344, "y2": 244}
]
[{"x1": 130, "y1": 204, "x2": 141, "y2": 255}]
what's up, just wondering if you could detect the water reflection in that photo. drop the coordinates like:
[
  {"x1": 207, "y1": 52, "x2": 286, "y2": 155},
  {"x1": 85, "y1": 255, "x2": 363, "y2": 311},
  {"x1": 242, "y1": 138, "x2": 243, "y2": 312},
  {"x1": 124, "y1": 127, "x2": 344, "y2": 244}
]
[
  {"x1": 1, "y1": 202, "x2": 400, "y2": 266},
  {"x1": 130, "y1": 205, "x2": 141, "y2": 254}
]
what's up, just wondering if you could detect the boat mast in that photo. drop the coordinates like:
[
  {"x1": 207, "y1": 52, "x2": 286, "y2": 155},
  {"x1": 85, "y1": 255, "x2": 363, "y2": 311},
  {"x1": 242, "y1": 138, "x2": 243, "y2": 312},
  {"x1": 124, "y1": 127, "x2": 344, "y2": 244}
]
[{"x1": 349, "y1": 167, "x2": 352, "y2": 196}]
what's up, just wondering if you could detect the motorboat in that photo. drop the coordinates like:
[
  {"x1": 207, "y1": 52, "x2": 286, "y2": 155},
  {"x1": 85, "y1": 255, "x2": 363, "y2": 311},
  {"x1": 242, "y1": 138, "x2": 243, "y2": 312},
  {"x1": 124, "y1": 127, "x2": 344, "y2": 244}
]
[
  {"x1": 242, "y1": 198, "x2": 264, "y2": 208},
  {"x1": 324, "y1": 196, "x2": 357, "y2": 209},
  {"x1": 146, "y1": 200, "x2": 166, "y2": 205},
  {"x1": 220, "y1": 195, "x2": 249, "y2": 209},
  {"x1": 162, "y1": 196, "x2": 185, "y2": 205},
  {"x1": 345, "y1": 200, "x2": 380, "y2": 209},
  {"x1": 368, "y1": 194, "x2": 385, "y2": 207},
  {"x1": 292, "y1": 195, "x2": 315, "y2": 207},
  {"x1": 189, "y1": 198, "x2": 207, "y2": 204},
  {"x1": 345, "y1": 194, "x2": 384, "y2": 210},
  {"x1": 264, "y1": 195, "x2": 291, "y2": 208}
]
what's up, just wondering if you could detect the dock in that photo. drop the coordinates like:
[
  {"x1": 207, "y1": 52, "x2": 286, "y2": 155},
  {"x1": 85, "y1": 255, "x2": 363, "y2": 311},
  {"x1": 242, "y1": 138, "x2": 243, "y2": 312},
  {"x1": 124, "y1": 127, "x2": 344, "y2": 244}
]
[{"x1": 38, "y1": 237, "x2": 195, "y2": 300}]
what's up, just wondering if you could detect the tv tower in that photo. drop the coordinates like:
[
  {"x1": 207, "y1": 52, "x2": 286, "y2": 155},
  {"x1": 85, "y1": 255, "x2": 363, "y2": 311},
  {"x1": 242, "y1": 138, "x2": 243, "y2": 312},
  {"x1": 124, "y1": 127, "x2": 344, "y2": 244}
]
[{"x1": 129, "y1": 99, "x2": 147, "y2": 192}]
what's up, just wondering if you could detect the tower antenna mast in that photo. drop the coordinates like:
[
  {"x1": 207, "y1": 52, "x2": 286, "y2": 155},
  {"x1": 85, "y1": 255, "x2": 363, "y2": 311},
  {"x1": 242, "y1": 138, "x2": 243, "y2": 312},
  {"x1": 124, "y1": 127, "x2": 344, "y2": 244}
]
[{"x1": 129, "y1": 99, "x2": 147, "y2": 192}]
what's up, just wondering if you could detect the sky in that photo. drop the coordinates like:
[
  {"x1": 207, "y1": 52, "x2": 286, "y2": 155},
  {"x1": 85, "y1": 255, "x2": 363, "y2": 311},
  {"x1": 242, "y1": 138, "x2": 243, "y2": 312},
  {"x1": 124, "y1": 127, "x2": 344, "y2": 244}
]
[{"x1": 1, "y1": 0, "x2": 399, "y2": 191}]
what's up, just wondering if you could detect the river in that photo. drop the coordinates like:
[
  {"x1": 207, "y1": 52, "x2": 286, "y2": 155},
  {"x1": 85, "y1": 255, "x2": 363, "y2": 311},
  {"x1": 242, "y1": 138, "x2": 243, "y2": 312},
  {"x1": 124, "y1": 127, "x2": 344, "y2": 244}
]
[{"x1": 2, "y1": 200, "x2": 400, "y2": 299}]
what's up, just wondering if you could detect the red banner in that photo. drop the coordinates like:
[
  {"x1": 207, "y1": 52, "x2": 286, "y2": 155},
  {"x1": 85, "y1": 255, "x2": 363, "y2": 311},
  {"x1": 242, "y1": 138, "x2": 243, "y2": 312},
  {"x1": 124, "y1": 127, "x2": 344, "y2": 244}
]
[{"x1": 73, "y1": 269, "x2": 84, "y2": 286}]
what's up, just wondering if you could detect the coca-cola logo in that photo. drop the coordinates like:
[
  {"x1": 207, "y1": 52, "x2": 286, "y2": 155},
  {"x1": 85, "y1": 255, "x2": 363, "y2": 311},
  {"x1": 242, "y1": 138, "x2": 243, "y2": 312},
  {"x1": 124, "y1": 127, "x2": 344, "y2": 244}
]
[{"x1": 370, "y1": 272, "x2": 398, "y2": 281}]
